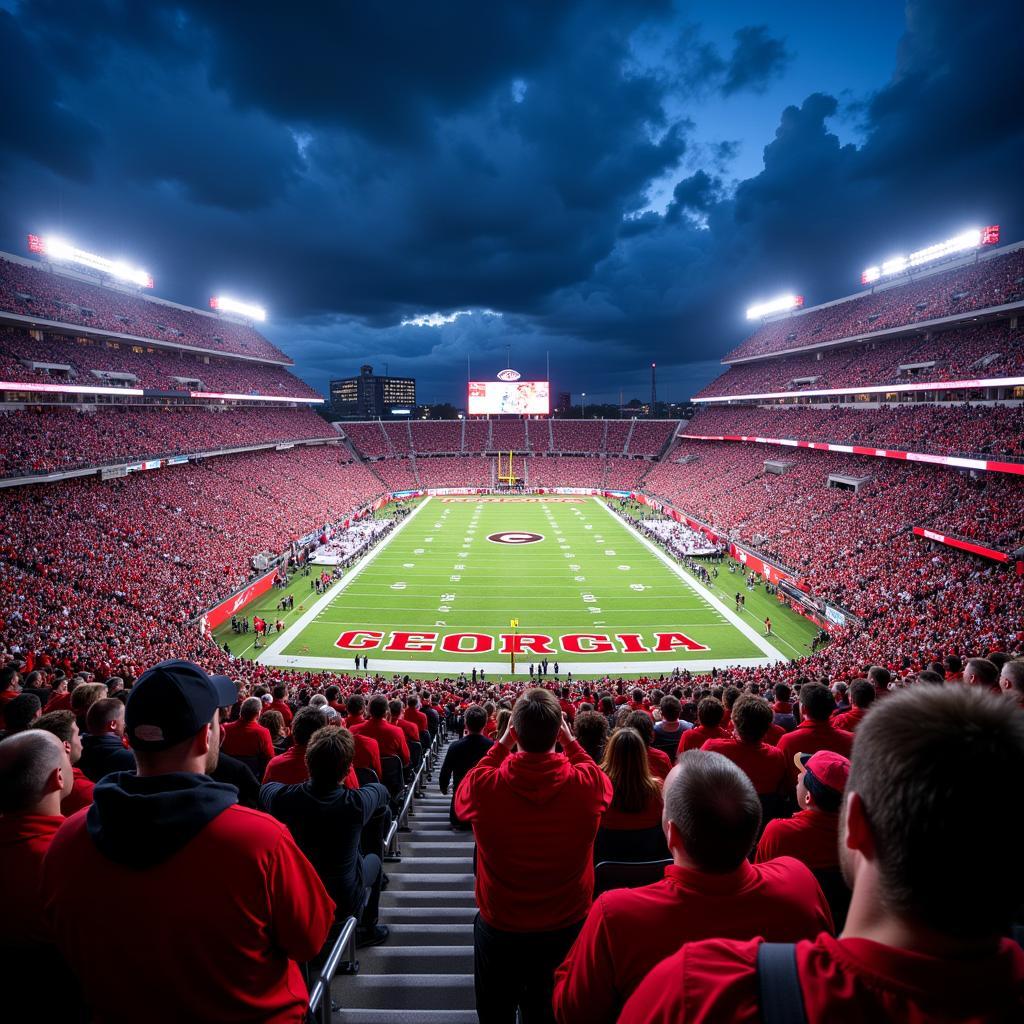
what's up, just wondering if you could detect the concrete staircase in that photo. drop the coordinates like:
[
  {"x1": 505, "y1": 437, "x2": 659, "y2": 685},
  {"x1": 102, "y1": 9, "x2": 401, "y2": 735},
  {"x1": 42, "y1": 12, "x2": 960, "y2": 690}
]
[{"x1": 332, "y1": 741, "x2": 479, "y2": 1023}]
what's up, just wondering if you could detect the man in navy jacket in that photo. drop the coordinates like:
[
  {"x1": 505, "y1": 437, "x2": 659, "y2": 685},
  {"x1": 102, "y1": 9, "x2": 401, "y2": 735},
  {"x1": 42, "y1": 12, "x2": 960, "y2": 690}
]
[{"x1": 439, "y1": 704, "x2": 494, "y2": 828}]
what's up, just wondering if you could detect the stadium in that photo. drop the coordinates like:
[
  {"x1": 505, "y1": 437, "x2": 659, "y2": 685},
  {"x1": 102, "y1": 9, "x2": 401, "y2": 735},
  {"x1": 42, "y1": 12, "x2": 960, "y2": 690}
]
[{"x1": 2, "y1": 4, "x2": 1024, "y2": 1023}]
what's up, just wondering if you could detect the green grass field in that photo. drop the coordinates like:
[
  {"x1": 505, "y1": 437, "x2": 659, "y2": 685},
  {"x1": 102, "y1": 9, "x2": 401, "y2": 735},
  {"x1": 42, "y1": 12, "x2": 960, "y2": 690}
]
[{"x1": 217, "y1": 495, "x2": 820, "y2": 679}]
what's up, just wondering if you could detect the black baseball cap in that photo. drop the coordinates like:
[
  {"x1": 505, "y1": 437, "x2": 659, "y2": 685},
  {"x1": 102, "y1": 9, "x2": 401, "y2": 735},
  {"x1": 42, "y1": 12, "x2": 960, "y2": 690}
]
[{"x1": 126, "y1": 660, "x2": 237, "y2": 751}]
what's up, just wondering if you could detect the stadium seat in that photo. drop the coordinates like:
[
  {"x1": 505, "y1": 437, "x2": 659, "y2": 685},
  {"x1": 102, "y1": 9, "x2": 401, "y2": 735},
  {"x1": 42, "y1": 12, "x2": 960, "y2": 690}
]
[
  {"x1": 593, "y1": 826, "x2": 670, "y2": 865},
  {"x1": 593, "y1": 858, "x2": 673, "y2": 898}
]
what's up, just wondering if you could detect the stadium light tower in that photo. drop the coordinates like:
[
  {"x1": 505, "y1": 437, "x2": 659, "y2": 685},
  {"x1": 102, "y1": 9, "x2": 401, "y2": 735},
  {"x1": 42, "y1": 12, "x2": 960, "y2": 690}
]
[
  {"x1": 209, "y1": 295, "x2": 267, "y2": 321},
  {"x1": 860, "y1": 225, "x2": 1000, "y2": 285},
  {"x1": 651, "y1": 362, "x2": 657, "y2": 413},
  {"x1": 745, "y1": 294, "x2": 804, "y2": 320},
  {"x1": 27, "y1": 234, "x2": 154, "y2": 288},
  {"x1": 581, "y1": 392, "x2": 587, "y2": 419}
]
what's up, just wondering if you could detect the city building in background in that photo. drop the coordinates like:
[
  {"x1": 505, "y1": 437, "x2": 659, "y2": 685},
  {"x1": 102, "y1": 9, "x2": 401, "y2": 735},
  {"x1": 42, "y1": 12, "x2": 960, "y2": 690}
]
[{"x1": 329, "y1": 364, "x2": 417, "y2": 419}]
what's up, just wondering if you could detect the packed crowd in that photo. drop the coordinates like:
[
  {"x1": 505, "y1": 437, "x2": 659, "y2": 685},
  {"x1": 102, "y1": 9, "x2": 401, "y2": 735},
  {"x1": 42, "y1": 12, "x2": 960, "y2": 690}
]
[
  {"x1": 0, "y1": 255, "x2": 289, "y2": 361},
  {"x1": 684, "y1": 402, "x2": 1024, "y2": 462},
  {"x1": 1, "y1": 655, "x2": 1021, "y2": 1022},
  {"x1": 0, "y1": 407, "x2": 336, "y2": 477},
  {"x1": 0, "y1": 326, "x2": 320, "y2": 398},
  {"x1": 698, "y1": 320, "x2": 1024, "y2": 399},
  {"x1": 726, "y1": 246, "x2": 1024, "y2": 361}
]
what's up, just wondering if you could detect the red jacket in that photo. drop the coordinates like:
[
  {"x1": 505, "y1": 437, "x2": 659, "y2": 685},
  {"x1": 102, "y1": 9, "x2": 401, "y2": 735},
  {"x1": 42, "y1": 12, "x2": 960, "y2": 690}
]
[
  {"x1": 393, "y1": 716, "x2": 421, "y2": 745},
  {"x1": 43, "y1": 690, "x2": 72, "y2": 714},
  {"x1": 351, "y1": 717, "x2": 410, "y2": 765},
  {"x1": 679, "y1": 724, "x2": 728, "y2": 754},
  {"x1": 553, "y1": 859, "x2": 833, "y2": 1024},
  {"x1": 0, "y1": 812, "x2": 63, "y2": 946},
  {"x1": 455, "y1": 739, "x2": 611, "y2": 932},
  {"x1": 755, "y1": 808, "x2": 841, "y2": 871},
  {"x1": 42, "y1": 801, "x2": 334, "y2": 1023},
  {"x1": 263, "y1": 745, "x2": 359, "y2": 790},
  {"x1": 618, "y1": 932, "x2": 1024, "y2": 1024},
  {"x1": 63, "y1": 767, "x2": 95, "y2": 816},
  {"x1": 777, "y1": 720, "x2": 854, "y2": 784},
  {"x1": 222, "y1": 719, "x2": 275, "y2": 763},
  {"x1": 701, "y1": 737, "x2": 787, "y2": 795}
]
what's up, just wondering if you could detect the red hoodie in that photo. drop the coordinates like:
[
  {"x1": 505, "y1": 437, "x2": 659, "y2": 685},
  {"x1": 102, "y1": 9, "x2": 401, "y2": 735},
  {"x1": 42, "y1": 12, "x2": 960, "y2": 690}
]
[
  {"x1": 0, "y1": 812, "x2": 63, "y2": 946},
  {"x1": 455, "y1": 739, "x2": 612, "y2": 932}
]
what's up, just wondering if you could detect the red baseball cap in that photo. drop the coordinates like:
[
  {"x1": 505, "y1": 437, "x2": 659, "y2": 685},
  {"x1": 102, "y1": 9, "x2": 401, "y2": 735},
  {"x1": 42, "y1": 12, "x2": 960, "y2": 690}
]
[{"x1": 794, "y1": 750, "x2": 851, "y2": 811}]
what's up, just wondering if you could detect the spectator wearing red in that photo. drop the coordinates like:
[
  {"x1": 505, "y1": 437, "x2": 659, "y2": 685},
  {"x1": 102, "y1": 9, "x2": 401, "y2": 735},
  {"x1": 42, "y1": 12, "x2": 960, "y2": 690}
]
[
  {"x1": 351, "y1": 728, "x2": 383, "y2": 778},
  {"x1": 221, "y1": 695, "x2": 275, "y2": 775},
  {"x1": 42, "y1": 675, "x2": 72, "y2": 714},
  {"x1": 33, "y1": 710, "x2": 95, "y2": 815},
  {"x1": 624, "y1": 710, "x2": 673, "y2": 781},
  {"x1": 0, "y1": 664, "x2": 21, "y2": 730},
  {"x1": 595, "y1": 727, "x2": 667, "y2": 863},
  {"x1": 267, "y1": 683, "x2": 294, "y2": 725},
  {"x1": 678, "y1": 696, "x2": 728, "y2": 754},
  {"x1": 702, "y1": 695, "x2": 787, "y2": 796},
  {"x1": 389, "y1": 699, "x2": 421, "y2": 745},
  {"x1": 351, "y1": 694, "x2": 410, "y2": 766},
  {"x1": 771, "y1": 682, "x2": 798, "y2": 732},
  {"x1": 403, "y1": 695, "x2": 429, "y2": 736},
  {"x1": 777, "y1": 683, "x2": 853, "y2": 784},
  {"x1": 868, "y1": 665, "x2": 892, "y2": 700},
  {"x1": 619, "y1": 686, "x2": 1024, "y2": 1024},
  {"x1": 263, "y1": 706, "x2": 328, "y2": 784},
  {"x1": 756, "y1": 750, "x2": 850, "y2": 871},
  {"x1": 455, "y1": 688, "x2": 611, "y2": 1024},
  {"x1": 42, "y1": 660, "x2": 334, "y2": 1024},
  {"x1": 0, "y1": 730, "x2": 74, "y2": 946},
  {"x1": 553, "y1": 750, "x2": 833, "y2": 1024},
  {"x1": 832, "y1": 679, "x2": 875, "y2": 732},
  {"x1": 344, "y1": 693, "x2": 368, "y2": 729}
]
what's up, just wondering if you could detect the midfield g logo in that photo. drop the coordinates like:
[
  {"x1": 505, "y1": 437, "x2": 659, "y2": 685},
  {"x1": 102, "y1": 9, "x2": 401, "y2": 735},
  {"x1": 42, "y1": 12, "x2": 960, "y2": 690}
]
[{"x1": 487, "y1": 531, "x2": 544, "y2": 545}]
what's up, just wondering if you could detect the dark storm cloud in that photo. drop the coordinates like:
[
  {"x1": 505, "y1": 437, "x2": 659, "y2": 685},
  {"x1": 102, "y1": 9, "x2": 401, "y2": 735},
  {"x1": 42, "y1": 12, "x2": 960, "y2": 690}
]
[
  {"x1": 0, "y1": 0, "x2": 1022, "y2": 404},
  {"x1": 721, "y1": 26, "x2": 791, "y2": 96}
]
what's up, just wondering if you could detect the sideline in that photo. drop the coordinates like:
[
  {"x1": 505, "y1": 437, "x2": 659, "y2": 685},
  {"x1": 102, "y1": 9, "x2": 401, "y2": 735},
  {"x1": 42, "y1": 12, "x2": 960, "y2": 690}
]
[{"x1": 256, "y1": 497, "x2": 433, "y2": 666}]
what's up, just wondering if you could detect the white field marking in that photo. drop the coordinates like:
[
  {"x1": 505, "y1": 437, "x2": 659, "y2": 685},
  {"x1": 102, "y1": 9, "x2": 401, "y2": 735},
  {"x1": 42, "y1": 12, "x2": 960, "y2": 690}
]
[
  {"x1": 591, "y1": 497, "x2": 788, "y2": 664},
  {"x1": 257, "y1": 496, "x2": 434, "y2": 665},
  {"x1": 255, "y1": 654, "x2": 779, "y2": 674}
]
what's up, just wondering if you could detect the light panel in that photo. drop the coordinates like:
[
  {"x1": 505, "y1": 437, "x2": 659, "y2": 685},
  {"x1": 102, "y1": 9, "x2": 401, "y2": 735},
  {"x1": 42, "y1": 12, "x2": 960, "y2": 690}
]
[
  {"x1": 745, "y1": 294, "x2": 804, "y2": 320},
  {"x1": 28, "y1": 234, "x2": 154, "y2": 288},
  {"x1": 861, "y1": 225, "x2": 1000, "y2": 285},
  {"x1": 209, "y1": 295, "x2": 267, "y2": 321}
]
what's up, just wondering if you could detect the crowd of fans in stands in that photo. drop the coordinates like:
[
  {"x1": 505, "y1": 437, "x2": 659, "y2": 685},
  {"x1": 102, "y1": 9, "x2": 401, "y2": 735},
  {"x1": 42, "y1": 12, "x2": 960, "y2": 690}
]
[
  {"x1": 2, "y1": 654, "x2": 1022, "y2": 1021},
  {"x1": 700, "y1": 320, "x2": 1024, "y2": 398},
  {"x1": 0, "y1": 256, "x2": 288, "y2": 360},
  {"x1": 685, "y1": 402, "x2": 1024, "y2": 461},
  {"x1": 0, "y1": 406, "x2": 336, "y2": 476},
  {"x1": 0, "y1": 326, "x2": 320, "y2": 398},
  {"x1": 725, "y1": 247, "x2": 1024, "y2": 361}
]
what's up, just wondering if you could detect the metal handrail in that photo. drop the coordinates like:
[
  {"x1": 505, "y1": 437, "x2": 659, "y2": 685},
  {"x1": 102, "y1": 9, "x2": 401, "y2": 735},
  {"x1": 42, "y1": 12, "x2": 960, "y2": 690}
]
[{"x1": 307, "y1": 915, "x2": 357, "y2": 1024}]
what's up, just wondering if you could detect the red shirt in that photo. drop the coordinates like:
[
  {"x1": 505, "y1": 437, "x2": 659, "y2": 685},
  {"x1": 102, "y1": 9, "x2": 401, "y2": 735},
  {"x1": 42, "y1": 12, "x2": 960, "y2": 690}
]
[
  {"x1": 222, "y1": 719, "x2": 275, "y2": 763},
  {"x1": 755, "y1": 808, "x2": 841, "y2": 871},
  {"x1": 351, "y1": 717, "x2": 410, "y2": 765},
  {"x1": 394, "y1": 716, "x2": 421, "y2": 745},
  {"x1": 701, "y1": 737, "x2": 787, "y2": 795},
  {"x1": 679, "y1": 724, "x2": 728, "y2": 754},
  {"x1": 455, "y1": 739, "x2": 612, "y2": 932},
  {"x1": 763, "y1": 721, "x2": 785, "y2": 746},
  {"x1": 0, "y1": 812, "x2": 63, "y2": 946},
  {"x1": 43, "y1": 690, "x2": 72, "y2": 714},
  {"x1": 0, "y1": 689, "x2": 18, "y2": 729},
  {"x1": 553, "y1": 859, "x2": 833, "y2": 1024},
  {"x1": 831, "y1": 706, "x2": 868, "y2": 733},
  {"x1": 63, "y1": 767, "x2": 95, "y2": 816},
  {"x1": 352, "y1": 732, "x2": 383, "y2": 777},
  {"x1": 618, "y1": 932, "x2": 1024, "y2": 1023},
  {"x1": 403, "y1": 706, "x2": 428, "y2": 735},
  {"x1": 42, "y1": 804, "x2": 334, "y2": 1024},
  {"x1": 267, "y1": 699, "x2": 293, "y2": 725},
  {"x1": 263, "y1": 745, "x2": 359, "y2": 789},
  {"x1": 646, "y1": 746, "x2": 673, "y2": 781},
  {"x1": 777, "y1": 720, "x2": 854, "y2": 784}
]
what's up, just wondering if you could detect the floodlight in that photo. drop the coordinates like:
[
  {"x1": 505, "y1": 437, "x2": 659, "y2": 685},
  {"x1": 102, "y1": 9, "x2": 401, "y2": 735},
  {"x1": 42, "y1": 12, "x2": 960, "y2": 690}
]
[
  {"x1": 209, "y1": 296, "x2": 267, "y2": 321},
  {"x1": 28, "y1": 234, "x2": 154, "y2": 288},
  {"x1": 745, "y1": 294, "x2": 804, "y2": 320}
]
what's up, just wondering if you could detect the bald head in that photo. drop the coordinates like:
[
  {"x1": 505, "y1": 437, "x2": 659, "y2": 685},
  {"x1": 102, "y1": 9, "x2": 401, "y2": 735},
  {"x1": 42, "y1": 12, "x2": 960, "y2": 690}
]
[
  {"x1": 0, "y1": 730, "x2": 72, "y2": 813},
  {"x1": 1001, "y1": 659, "x2": 1024, "y2": 698}
]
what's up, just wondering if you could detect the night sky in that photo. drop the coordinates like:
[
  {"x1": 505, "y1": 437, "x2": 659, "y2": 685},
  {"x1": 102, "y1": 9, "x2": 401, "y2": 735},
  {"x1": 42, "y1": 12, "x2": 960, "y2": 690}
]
[{"x1": 2, "y1": 1, "x2": 1022, "y2": 406}]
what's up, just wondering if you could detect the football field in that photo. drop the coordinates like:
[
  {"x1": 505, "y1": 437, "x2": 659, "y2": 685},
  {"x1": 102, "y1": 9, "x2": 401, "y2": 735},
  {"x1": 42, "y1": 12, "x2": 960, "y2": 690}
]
[{"x1": 240, "y1": 495, "x2": 809, "y2": 678}]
